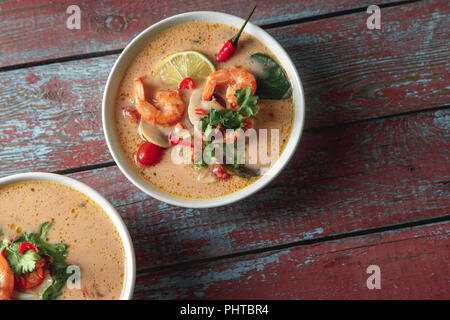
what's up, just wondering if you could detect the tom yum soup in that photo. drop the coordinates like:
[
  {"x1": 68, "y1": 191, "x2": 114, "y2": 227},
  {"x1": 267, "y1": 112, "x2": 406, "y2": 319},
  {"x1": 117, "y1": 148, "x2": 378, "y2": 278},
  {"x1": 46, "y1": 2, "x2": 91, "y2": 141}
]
[
  {"x1": 0, "y1": 181, "x2": 125, "y2": 300},
  {"x1": 115, "y1": 8, "x2": 294, "y2": 198}
]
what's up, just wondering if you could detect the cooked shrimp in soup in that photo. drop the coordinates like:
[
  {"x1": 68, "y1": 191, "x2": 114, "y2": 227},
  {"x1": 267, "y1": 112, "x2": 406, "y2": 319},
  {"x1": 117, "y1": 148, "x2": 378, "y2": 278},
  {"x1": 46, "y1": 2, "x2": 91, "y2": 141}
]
[{"x1": 115, "y1": 21, "x2": 294, "y2": 199}]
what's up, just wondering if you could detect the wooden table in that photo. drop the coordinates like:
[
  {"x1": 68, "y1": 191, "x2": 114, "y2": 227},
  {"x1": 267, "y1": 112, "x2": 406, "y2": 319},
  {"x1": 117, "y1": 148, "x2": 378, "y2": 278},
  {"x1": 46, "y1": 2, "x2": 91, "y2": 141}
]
[{"x1": 0, "y1": 0, "x2": 448, "y2": 299}]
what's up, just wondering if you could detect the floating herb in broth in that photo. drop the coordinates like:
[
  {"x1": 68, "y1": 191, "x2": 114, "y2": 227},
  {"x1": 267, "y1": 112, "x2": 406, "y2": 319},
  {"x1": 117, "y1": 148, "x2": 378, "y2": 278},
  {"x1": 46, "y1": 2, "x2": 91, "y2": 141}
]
[
  {"x1": 2, "y1": 222, "x2": 71, "y2": 300},
  {"x1": 223, "y1": 164, "x2": 260, "y2": 179},
  {"x1": 250, "y1": 53, "x2": 292, "y2": 100}
]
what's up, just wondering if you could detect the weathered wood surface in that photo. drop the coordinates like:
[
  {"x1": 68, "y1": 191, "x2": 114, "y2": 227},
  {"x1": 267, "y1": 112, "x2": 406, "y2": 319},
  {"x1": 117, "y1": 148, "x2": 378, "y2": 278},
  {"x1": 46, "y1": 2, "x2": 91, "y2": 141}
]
[
  {"x1": 1, "y1": 0, "x2": 448, "y2": 176},
  {"x1": 65, "y1": 109, "x2": 450, "y2": 269},
  {"x1": 0, "y1": 0, "x2": 449, "y2": 300},
  {"x1": 0, "y1": 0, "x2": 400, "y2": 67},
  {"x1": 133, "y1": 221, "x2": 450, "y2": 299},
  {"x1": 275, "y1": 0, "x2": 450, "y2": 128}
]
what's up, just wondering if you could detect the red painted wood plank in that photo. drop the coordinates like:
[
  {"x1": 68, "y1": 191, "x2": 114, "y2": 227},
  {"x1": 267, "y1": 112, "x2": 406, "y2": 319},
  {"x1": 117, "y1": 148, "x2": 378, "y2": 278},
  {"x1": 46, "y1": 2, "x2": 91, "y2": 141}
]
[
  {"x1": 65, "y1": 109, "x2": 450, "y2": 269},
  {"x1": 0, "y1": 0, "x2": 399, "y2": 67},
  {"x1": 133, "y1": 222, "x2": 450, "y2": 299},
  {"x1": 0, "y1": 55, "x2": 115, "y2": 173},
  {"x1": 272, "y1": 0, "x2": 450, "y2": 128},
  {"x1": 1, "y1": 1, "x2": 448, "y2": 176}
]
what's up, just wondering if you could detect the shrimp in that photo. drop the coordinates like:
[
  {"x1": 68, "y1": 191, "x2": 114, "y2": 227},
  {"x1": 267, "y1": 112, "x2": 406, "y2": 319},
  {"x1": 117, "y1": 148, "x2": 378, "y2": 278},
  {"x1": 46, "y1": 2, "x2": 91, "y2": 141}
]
[
  {"x1": 0, "y1": 254, "x2": 14, "y2": 300},
  {"x1": 202, "y1": 68, "x2": 257, "y2": 107},
  {"x1": 134, "y1": 77, "x2": 186, "y2": 127}
]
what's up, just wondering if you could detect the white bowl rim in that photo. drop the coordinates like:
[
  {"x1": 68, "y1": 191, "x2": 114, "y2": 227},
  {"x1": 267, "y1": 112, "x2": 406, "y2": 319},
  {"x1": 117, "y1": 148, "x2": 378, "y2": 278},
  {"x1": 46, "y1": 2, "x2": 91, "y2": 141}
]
[
  {"x1": 0, "y1": 172, "x2": 136, "y2": 300},
  {"x1": 102, "y1": 11, "x2": 305, "y2": 209}
]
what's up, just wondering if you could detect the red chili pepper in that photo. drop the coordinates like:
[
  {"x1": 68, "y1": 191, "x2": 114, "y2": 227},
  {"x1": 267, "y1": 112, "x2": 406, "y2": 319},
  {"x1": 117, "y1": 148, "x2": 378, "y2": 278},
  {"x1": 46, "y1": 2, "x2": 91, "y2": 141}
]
[
  {"x1": 195, "y1": 108, "x2": 205, "y2": 116},
  {"x1": 216, "y1": 6, "x2": 256, "y2": 63},
  {"x1": 178, "y1": 77, "x2": 194, "y2": 90},
  {"x1": 169, "y1": 134, "x2": 180, "y2": 146},
  {"x1": 19, "y1": 242, "x2": 39, "y2": 255},
  {"x1": 211, "y1": 164, "x2": 231, "y2": 180},
  {"x1": 1, "y1": 250, "x2": 5, "y2": 258},
  {"x1": 169, "y1": 133, "x2": 194, "y2": 149}
]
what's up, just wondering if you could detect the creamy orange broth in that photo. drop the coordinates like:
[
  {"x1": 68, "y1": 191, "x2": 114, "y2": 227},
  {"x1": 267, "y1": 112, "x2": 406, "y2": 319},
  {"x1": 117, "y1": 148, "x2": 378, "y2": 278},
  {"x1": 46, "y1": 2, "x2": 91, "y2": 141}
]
[
  {"x1": 0, "y1": 181, "x2": 125, "y2": 300},
  {"x1": 115, "y1": 22, "x2": 294, "y2": 198}
]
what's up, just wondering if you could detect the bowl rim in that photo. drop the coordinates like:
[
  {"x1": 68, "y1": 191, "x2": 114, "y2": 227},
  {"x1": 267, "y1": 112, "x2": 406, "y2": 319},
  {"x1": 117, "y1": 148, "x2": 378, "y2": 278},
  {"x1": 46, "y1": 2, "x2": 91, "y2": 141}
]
[
  {"x1": 102, "y1": 11, "x2": 305, "y2": 209},
  {"x1": 0, "y1": 172, "x2": 136, "y2": 300}
]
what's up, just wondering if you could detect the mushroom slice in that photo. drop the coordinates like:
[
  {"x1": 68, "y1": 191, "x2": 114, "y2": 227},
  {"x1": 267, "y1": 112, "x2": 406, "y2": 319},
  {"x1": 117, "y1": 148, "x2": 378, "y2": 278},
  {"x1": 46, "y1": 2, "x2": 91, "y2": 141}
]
[
  {"x1": 195, "y1": 166, "x2": 217, "y2": 184},
  {"x1": 188, "y1": 88, "x2": 224, "y2": 127},
  {"x1": 139, "y1": 119, "x2": 171, "y2": 148}
]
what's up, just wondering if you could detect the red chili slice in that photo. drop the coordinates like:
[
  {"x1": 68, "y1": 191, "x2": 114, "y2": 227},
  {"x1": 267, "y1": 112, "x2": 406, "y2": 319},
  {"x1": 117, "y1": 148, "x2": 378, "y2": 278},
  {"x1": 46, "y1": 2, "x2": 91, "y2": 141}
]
[
  {"x1": 211, "y1": 164, "x2": 231, "y2": 180},
  {"x1": 195, "y1": 108, "x2": 205, "y2": 116},
  {"x1": 19, "y1": 242, "x2": 39, "y2": 255},
  {"x1": 169, "y1": 133, "x2": 181, "y2": 146},
  {"x1": 178, "y1": 77, "x2": 194, "y2": 90}
]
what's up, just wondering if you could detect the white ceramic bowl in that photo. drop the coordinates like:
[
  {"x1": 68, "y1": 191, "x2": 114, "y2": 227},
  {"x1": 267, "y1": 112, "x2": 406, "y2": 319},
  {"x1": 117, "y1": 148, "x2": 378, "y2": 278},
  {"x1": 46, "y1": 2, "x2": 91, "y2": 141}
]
[
  {"x1": 0, "y1": 172, "x2": 136, "y2": 300},
  {"x1": 103, "y1": 11, "x2": 305, "y2": 208}
]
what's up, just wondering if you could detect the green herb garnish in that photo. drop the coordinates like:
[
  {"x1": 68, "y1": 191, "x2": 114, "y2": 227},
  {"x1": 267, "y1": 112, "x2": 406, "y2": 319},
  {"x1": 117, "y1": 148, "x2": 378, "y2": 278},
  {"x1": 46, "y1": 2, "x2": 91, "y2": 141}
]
[
  {"x1": 201, "y1": 87, "x2": 259, "y2": 131},
  {"x1": 4, "y1": 243, "x2": 40, "y2": 274},
  {"x1": 4, "y1": 222, "x2": 70, "y2": 300},
  {"x1": 196, "y1": 88, "x2": 259, "y2": 168}
]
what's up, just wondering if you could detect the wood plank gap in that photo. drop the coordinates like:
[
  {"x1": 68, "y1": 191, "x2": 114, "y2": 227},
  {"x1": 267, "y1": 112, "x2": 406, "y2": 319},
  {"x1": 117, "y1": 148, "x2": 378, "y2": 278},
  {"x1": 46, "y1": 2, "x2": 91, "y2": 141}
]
[
  {"x1": 136, "y1": 214, "x2": 450, "y2": 275},
  {"x1": 0, "y1": 49, "x2": 124, "y2": 73},
  {"x1": 52, "y1": 161, "x2": 116, "y2": 175}
]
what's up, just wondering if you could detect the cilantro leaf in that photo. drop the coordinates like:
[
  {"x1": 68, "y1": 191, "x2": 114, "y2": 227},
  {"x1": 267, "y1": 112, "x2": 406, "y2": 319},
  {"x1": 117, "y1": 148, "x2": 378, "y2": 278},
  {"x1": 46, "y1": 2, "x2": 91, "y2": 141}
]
[
  {"x1": 30, "y1": 222, "x2": 70, "y2": 300},
  {"x1": 5, "y1": 243, "x2": 40, "y2": 274},
  {"x1": 201, "y1": 87, "x2": 259, "y2": 132},
  {"x1": 197, "y1": 88, "x2": 260, "y2": 169},
  {"x1": 39, "y1": 221, "x2": 52, "y2": 240},
  {"x1": 40, "y1": 261, "x2": 70, "y2": 300}
]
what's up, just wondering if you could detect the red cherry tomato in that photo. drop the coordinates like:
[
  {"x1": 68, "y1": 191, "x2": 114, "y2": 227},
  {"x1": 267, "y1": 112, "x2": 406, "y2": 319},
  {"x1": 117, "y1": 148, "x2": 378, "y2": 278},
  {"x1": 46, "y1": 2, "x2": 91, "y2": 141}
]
[
  {"x1": 136, "y1": 141, "x2": 164, "y2": 166},
  {"x1": 211, "y1": 164, "x2": 231, "y2": 180},
  {"x1": 178, "y1": 77, "x2": 194, "y2": 90},
  {"x1": 14, "y1": 257, "x2": 48, "y2": 290}
]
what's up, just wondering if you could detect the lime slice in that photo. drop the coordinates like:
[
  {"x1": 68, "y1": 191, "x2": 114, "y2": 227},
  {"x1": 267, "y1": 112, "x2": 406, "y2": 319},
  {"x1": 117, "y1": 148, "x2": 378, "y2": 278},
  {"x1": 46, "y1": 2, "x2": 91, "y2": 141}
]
[{"x1": 153, "y1": 50, "x2": 216, "y2": 86}]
